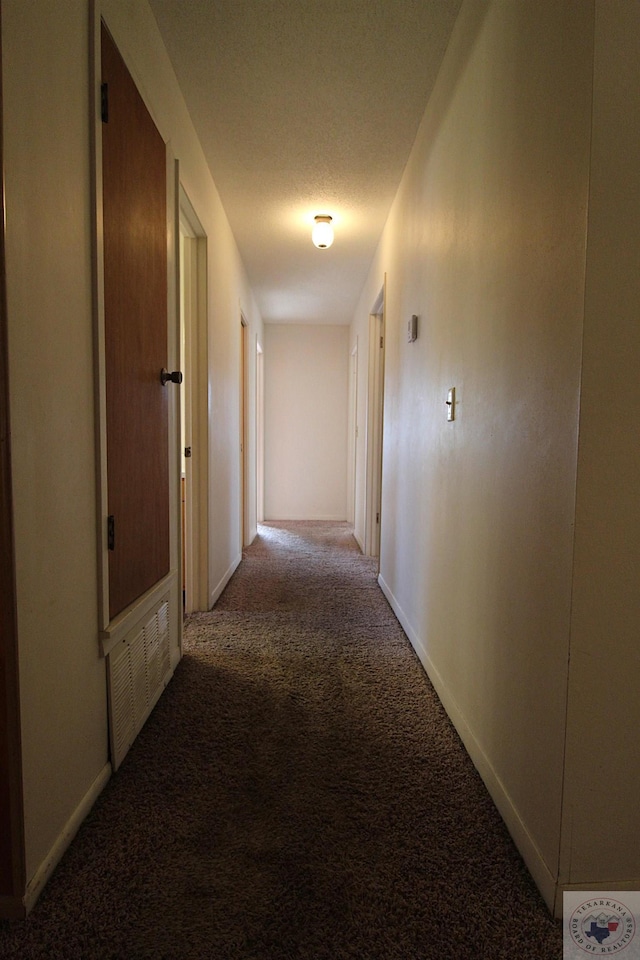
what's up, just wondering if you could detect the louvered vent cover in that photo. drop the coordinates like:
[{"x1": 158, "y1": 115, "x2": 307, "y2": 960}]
[{"x1": 108, "y1": 598, "x2": 171, "y2": 770}]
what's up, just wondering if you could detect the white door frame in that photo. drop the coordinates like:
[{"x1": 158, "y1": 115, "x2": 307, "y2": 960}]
[
  {"x1": 240, "y1": 313, "x2": 249, "y2": 547},
  {"x1": 348, "y1": 339, "x2": 359, "y2": 526},
  {"x1": 179, "y1": 187, "x2": 209, "y2": 612},
  {"x1": 256, "y1": 338, "x2": 264, "y2": 524},
  {"x1": 365, "y1": 284, "x2": 386, "y2": 558}
]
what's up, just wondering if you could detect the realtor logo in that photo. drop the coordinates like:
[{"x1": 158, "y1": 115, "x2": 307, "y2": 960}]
[{"x1": 564, "y1": 893, "x2": 639, "y2": 957}]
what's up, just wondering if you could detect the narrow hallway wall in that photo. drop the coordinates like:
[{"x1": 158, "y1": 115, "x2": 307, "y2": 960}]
[
  {"x1": 2, "y1": 0, "x2": 263, "y2": 909},
  {"x1": 3, "y1": 0, "x2": 109, "y2": 890},
  {"x1": 351, "y1": 0, "x2": 594, "y2": 911}
]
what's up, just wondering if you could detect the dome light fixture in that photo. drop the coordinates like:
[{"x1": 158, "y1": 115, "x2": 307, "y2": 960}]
[{"x1": 312, "y1": 215, "x2": 334, "y2": 249}]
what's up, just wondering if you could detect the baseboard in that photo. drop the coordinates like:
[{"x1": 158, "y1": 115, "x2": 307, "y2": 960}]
[
  {"x1": 23, "y1": 762, "x2": 112, "y2": 916},
  {"x1": 209, "y1": 553, "x2": 241, "y2": 609},
  {"x1": 377, "y1": 573, "x2": 558, "y2": 916},
  {"x1": 263, "y1": 516, "x2": 349, "y2": 522}
]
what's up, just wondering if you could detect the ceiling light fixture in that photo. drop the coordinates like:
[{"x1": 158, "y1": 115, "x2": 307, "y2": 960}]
[{"x1": 312, "y1": 215, "x2": 334, "y2": 249}]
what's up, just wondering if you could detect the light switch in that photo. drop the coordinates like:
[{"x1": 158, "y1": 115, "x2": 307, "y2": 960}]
[{"x1": 446, "y1": 387, "x2": 455, "y2": 421}]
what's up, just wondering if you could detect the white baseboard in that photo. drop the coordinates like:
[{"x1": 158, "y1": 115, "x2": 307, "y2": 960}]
[
  {"x1": 24, "y1": 762, "x2": 112, "y2": 915},
  {"x1": 263, "y1": 515, "x2": 349, "y2": 522},
  {"x1": 209, "y1": 553, "x2": 241, "y2": 609},
  {"x1": 378, "y1": 572, "x2": 558, "y2": 916}
]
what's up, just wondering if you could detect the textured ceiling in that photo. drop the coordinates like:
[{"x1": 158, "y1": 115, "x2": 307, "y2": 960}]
[{"x1": 148, "y1": 0, "x2": 462, "y2": 324}]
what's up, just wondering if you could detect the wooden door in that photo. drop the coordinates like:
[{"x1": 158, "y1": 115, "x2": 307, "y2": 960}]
[{"x1": 101, "y1": 24, "x2": 170, "y2": 621}]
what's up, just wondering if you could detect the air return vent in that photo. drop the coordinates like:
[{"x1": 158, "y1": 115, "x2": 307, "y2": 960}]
[{"x1": 107, "y1": 597, "x2": 171, "y2": 770}]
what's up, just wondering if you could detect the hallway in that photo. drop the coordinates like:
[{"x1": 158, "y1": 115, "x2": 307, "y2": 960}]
[
  {"x1": 4, "y1": 0, "x2": 640, "y2": 916},
  {"x1": 0, "y1": 523, "x2": 561, "y2": 959}
]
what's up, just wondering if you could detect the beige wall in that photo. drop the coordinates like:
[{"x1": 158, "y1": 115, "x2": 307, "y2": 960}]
[
  {"x1": 264, "y1": 324, "x2": 349, "y2": 521},
  {"x1": 562, "y1": 0, "x2": 640, "y2": 889},
  {"x1": 351, "y1": 0, "x2": 595, "y2": 911},
  {"x1": 2, "y1": 0, "x2": 262, "y2": 897},
  {"x1": 3, "y1": 0, "x2": 109, "y2": 885}
]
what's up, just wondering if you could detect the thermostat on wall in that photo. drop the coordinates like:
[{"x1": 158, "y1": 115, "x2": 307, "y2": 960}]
[{"x1": 408, "y1": 314, "x2": 418, "y2": 342}]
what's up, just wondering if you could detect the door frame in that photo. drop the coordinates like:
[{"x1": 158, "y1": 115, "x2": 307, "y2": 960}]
[
  {"x1": 240, "y1": 313, "x2": 249, "y2": 546},
  {"x1": 0, "y1": 6, "x2": 26, "y2": 914},
  {"x1": 365, "y1": 283, "x2": 386, "y2": 558},
  {"x1": 91, "y1": 7, "x2": 181, "y2": 660},
  {"x1": 256, "y1": 338, "x2": 264, "y2": 524},
  {"x1": 179, "y1": 188, "x2": 209, "y2": 612},
  {"x1": 347, "y1": 338, "x2": 359, "y2": 526}
]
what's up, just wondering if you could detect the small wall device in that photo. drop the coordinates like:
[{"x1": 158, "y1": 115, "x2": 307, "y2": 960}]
[
  {"x1": 408, "y1": 314, "x2": 418, "y2": 342},
  {"x1": 446, "y1": 387, "x2": 456, "y2": 421}
]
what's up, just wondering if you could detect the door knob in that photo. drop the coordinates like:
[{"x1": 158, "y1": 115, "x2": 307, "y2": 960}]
[{"x1": 160, "y1": 368, "x2": 183, "y2": 386}]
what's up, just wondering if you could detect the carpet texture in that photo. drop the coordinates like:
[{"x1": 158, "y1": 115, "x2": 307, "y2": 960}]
[{"x1": 0, "y1": 521, "x2": 562, "y2": 959}]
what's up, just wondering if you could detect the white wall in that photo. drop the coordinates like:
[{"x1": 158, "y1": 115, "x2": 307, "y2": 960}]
[
  {"x1": 2, "y1": 0, "x2": 263, "y2": 900},
  {"x1": 351, "y1": 0, "x2": 594, "y2": 911},
  {"x1": 264, "y1": 324, "x2": 348, "y2": 521}
]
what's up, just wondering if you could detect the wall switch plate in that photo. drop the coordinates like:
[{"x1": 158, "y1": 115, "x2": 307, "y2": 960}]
[{"x1": 446, "y1": 387, "x2": 455, "y2": 421}]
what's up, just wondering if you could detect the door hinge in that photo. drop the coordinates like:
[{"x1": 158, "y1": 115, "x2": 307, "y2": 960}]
[
  {"x1": 184, "y1": 446, "x2": 192, "y2": 458},
  {"x1": 376, "y1": 512, "x2": 380, "y2": 524},
  {"x1": 380, "y1": 336, "x2": 384, "y2": 349},
  {"x1": 107, "y1": 515, "x2": 115, "y2": 551},
  {"x1": 101, "y1": 83, "x2": 109, "y2": 123}
]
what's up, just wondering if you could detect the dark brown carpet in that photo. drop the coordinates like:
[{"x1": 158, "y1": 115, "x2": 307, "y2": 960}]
[{"x1": 0, "y1": 521, "x2": 562, "y2": 959}]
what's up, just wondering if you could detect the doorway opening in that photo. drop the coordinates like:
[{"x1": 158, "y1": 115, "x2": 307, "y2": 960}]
[
  {"x1": 256, "y1": 339, "x2": 264, "y2": 524},
  {"x1": 179, "y1": 188, "x2": 209, "y2": 612},
  {"x1": 240, "y1": 314, "x2": 249, "y2": 547},
  {"x1": 348, "y1": 339, "x2": 359, "y2": 526},
  {"x1": 365, "y1": 284, "x2": 386, "y2": 559}
]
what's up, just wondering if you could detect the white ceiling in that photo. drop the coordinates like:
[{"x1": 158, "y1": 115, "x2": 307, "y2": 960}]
[{"x1": 148, "y1": 0, "x2": 462, "y2": 324}]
